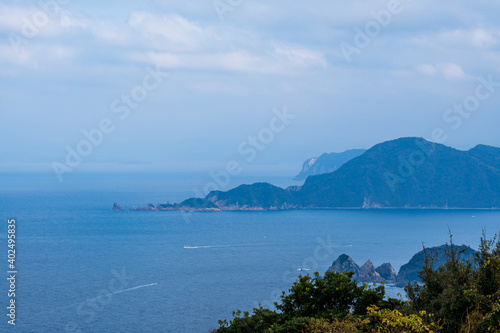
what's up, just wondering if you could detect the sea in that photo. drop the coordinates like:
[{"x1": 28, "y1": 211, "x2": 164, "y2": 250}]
[{"x1": 1, "y1": 172, "x2": 499, "y2": 332}]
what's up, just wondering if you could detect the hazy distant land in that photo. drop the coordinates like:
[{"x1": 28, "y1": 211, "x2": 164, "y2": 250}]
[{"x1": 119, "y1": 137, "x2": 500, "y2": 211}]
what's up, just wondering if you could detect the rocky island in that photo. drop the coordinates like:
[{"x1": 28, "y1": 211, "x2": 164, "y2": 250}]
[
  {"x1": 326, "y1": 254, "x2": 395, "y2": 283},
  {"x1": 118, "y1": 137, "x2": 500, "y2": 211},
  {"x1": 327, "y1": 244, "x2": 477, "y2": 287}
]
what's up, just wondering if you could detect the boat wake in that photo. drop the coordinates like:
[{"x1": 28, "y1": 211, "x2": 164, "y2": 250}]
[
  {"x1": 184, "y1": 243, "x2": 269, "y2": 249},
  {"x1": 184, "y1": 245, "x2": 231, "y2": 249},
  {"x1": 54, "y1": 283, "x2": 159, "y2": 311},
  {"x1": 109, "y1": 283, "x2": 158, "y2": 296}
]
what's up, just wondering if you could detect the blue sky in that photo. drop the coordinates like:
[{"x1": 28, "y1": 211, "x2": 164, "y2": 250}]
[{"x1": 1, "y1": 0, "x2": 500, "y2": 175}]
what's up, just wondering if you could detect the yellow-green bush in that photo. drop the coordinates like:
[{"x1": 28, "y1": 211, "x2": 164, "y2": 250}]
[
  {"x1": 365, "y1": 306, "x2": 439, "y2": 333},
  {"x1": 302, "y1": 318, "x2": 360, "y2": 333}
]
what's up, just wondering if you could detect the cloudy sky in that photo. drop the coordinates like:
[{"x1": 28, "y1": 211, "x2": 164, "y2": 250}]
[{"x1": 1, "y1": 0, "x2": 500, "y2": 176}]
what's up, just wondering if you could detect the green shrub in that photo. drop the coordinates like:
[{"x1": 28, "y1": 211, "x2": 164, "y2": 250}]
[{"x1": 214, "y1": 233, "x2": 500, "y2": 333}]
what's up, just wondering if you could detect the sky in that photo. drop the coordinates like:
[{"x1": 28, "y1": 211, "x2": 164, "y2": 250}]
[{"x1": 1, "y1": 0, "x2": 500, "y2": 177}]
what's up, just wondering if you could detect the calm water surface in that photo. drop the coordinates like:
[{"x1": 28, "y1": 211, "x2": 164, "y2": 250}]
[{"x1": 1, "y1": 173, "x2": 499, "y2": 332}]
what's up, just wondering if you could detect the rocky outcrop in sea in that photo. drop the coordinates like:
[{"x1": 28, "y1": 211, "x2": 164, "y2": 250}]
[
  {"x1": 327, "y1": 254, "x2": 359, "y2": 275},
  {"x1": 327, "y1": 244, "x2": 477, "y2": 286},
  {"x1": 376, "y1": 262, "x2": 397, "y2": 281},
  {"x1": 112, "y1": 202, "x2": 124, "y2": 211},
  {"x1": 327, "y1": 254, "x2": 392, "y2": 283},
  {"x1": 395, "y1": 244, "x2": 477, "y2": 287}
]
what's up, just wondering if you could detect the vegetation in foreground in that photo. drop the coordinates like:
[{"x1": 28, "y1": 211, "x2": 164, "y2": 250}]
[{"x1": 213, "y1": 233, "x2": 500, "y2": 332}]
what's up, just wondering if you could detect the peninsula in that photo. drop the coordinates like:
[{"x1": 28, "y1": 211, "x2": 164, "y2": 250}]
[{"x1": 120, "y1": 137, "x2": 500, "y2": 211}]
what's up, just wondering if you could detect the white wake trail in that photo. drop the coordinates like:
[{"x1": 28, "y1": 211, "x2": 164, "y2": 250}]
[
  {"x1": 109, "y1": 283, "x2": 158, "y2": 296},
  {"x1": 54, "y1": 283, "x2": 159, "y2": 311},
  {"x1": 184, "y1": 243, "x2": 270, "y2": 249}
]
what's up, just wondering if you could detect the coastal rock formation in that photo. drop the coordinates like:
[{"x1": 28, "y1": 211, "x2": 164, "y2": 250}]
[
  {"x1": 156, "y1": 199, "x2": 220, "y2": 212},
  {"x1": 357, "y1": 260, "x2": 383, "y2": 283},
  {"x1": 112, "y1": 203, "x2": 124, "y2": 211},
  {"x1": 294, "y1": 149, "x2": 366, "y2": 180},
  {"x1": 327, "y1": 245, "x2": 478, "y2": 286},
  {"x1": 130, "y1": 203, "x2": 157, "y2": 211},
  {"x1": 376, "y1": 263, "x2": 397, "y2": 282},
  {"x1": 127, "y1": 200, "x2": 220, "y2": 212},
  {"x1": 327, "y1": 255, "x2": 397, "y2": 283},
  {"x1": 327, "y1": 254, "x2": 359, "y2": 276},
  {"x1": 396, "y1": 244, "x2": 477, "y2": 287}
]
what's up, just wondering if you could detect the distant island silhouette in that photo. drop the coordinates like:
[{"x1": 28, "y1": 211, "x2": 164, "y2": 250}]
[{"x1": 118, "y1": 137, "x2": 500, "y2": 211}]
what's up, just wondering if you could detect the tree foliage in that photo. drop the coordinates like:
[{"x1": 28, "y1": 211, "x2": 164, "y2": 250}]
[
  {"x1": 214, "y1": 233, "x2": 500, "y2": 333},
  {"x1": 406, "y1": 232, "x2": 500, "y2": 332}
]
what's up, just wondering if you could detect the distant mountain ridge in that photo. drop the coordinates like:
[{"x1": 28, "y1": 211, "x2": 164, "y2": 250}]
[
  {"x1": 294, "y1": 137, "x2": 500, "y2": 208},
  {"x1": 125, "y1": 137, "x2": 500, "y2": 211},
  {"x1": 294, "y1": 149, "x2": 367, "y2": 180}
]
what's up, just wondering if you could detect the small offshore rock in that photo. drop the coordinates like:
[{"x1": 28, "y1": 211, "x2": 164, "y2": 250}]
[
  {"x1": 113, "y1": 203, "x2": 124, "y2": 211},
  {"x1": 375, "y1": 262, "x2": 397, "y2": 281},
  {"x1": 357, "y1": 260, "x2": 383, "y2": 283},
  {"x1": 327, "y1": 254, "x2": 360, "y2": 276}
]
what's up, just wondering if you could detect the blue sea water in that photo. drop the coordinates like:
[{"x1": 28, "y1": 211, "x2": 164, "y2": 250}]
[{"x1": 1, "y1": 172, "x2": 500, "y2": 332}]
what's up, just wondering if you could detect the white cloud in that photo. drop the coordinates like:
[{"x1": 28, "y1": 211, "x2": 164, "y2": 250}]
[
  {"x1": 89, "y1": 20, "x2": 132, "y2": 45},
  {"x1": 0, "y1": 2, "x2": 498, "y2": 79},
  {"x1": 0, "y1": 44, "x2": 34, "y2": 67},
  {"x1": 421, "y1": 29, "x2": 499, "y2": 49},
  {"x1": 417, "y1": 64, "x2": 436, "y2": 76},
  {"x1": 50, "y1": 44, "x2": 76, "y2": 59},
  {"x1": 0, "y1": 5, "x2": 32, "y2": 31},
  {"x1": 0, "y1": 4, "x2": 86, "y2": 37},
  {"x1": 273, "y1": 44, "x2": 328, "y2": 69},
  {"x1": 3, "y1": 0, "x2": 500, "y2": 167},
  {"x1": 471, "y1": 29, "x2": 497, "y2": 47},
  {"x1": 438, "y1": 62, "x2": 466, "y2": 80},
  {"x1": 0, "y1": 42, "x2": 74, "y2": 69},
  {"x1": 129, "y1": 50, "x2": 310, "y2": 74},
  {"x1": 59, "y1": 11, "x2": 89, "y2": 29},
  {"x1": 127, "y1": 12, "x2": 210, "y2": 51},
  {"x1": 113, "y1": 12, "x2": 328, "y2": 74},
  {"x1": 416, "y1": 62, "x2": 466, "y2": 80}
]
